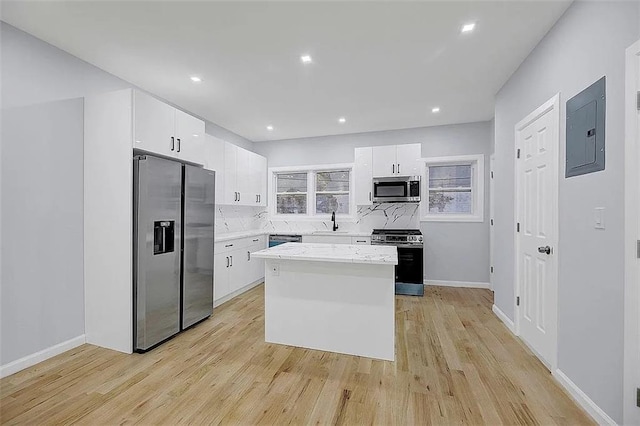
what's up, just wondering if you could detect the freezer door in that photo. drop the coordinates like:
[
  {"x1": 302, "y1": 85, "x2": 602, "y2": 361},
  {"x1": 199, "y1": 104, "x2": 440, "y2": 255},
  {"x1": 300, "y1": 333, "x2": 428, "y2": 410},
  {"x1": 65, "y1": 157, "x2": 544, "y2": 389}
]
[
  {"x1": 134, "y1": 155, "x2": 182, "y2": 351},
  {"x1": 182, "y1": 165, "x2": 215, "y2": 329}
]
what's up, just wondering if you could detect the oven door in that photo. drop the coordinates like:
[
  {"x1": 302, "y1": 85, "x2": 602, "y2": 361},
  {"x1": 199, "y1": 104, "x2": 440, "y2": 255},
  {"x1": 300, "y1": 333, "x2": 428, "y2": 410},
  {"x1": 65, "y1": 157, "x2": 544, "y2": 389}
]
[
  {"x1": 372, "y1": 180, "x2": 408, "y2": 202},
  {"x1": 395, "y1": 244, "x2": 424, "y2": 296}
]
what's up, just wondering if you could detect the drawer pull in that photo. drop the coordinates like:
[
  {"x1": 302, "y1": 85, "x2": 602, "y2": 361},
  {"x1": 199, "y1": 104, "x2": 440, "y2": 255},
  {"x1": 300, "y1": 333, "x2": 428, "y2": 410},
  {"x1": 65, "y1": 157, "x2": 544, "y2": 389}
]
[
  {"x1": 225, "y1": 244, "x2": 233, "y2": 247},
  {"x1": 252, "y1": 239, "x2": 259, "y2": 242}
]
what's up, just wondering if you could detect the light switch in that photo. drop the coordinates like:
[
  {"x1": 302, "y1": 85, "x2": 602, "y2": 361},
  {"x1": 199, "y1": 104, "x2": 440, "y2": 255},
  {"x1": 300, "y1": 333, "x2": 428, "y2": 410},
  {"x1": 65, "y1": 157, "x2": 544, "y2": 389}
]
[{"x1": 594, "y1": 207, "x2": 605, "y2": 229}]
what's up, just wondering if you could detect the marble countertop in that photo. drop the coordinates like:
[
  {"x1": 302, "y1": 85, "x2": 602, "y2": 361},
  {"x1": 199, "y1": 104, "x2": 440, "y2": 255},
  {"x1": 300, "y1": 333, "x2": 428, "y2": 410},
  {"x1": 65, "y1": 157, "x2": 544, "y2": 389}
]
[
  {"x1": 215, "y1": 230, "x2": 267, "y2": 243},
  {"x1": 252, "y1": 242, "x2": 397, "y2": 265}
]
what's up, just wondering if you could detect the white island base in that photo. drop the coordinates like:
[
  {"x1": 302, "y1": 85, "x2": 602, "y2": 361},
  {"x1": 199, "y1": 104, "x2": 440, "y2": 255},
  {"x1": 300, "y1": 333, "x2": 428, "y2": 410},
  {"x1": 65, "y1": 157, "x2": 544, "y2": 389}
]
[{"x1": 253, "y1": 243, "x2": 397, "y2": 361}]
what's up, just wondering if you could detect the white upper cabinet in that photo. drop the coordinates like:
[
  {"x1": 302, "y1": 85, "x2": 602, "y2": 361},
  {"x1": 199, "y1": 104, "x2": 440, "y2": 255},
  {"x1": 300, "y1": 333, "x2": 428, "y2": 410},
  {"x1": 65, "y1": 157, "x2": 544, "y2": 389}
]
[
  {"x1": 133, "y1": 91, "x2": 176, "y2": 156},
  {"x1": 354, "y1": 147, "x2": 373, "y2": 205},
  {"x1": 371, "y1": 143, "x2": 421, "y2": 177},
  {"x1": 132, "y1": 90, "x2": 204, "y2": 165},
  {"x1": 207, "y1": 140, "x2": 267, "y2": 206},
  {"x1": 395, "y1": 143, "x2": 421, "y2": 176},
  {"x1": 175, "y1": 109, "x2": 205, "y2": 164}
]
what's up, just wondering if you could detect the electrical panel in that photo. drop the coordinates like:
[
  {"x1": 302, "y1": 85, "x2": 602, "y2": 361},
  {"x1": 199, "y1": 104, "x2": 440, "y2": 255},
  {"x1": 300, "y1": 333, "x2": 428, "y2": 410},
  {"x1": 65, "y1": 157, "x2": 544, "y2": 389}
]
[{"x1": 566, "y1": 77, "x2": 606, "y2": 178}]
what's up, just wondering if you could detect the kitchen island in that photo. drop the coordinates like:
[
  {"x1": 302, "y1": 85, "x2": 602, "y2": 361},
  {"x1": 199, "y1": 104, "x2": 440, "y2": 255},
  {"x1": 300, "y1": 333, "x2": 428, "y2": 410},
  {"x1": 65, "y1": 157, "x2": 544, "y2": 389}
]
[{"x1": 251, "y1": 242, "x2": 397, "y2": 361}]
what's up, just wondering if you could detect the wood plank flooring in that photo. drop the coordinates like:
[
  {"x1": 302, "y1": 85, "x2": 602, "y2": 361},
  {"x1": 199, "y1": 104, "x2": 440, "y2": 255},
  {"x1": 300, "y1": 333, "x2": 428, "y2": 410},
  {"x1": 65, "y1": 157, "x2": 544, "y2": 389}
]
[{"x1": 0, "y1": 285, "x2": 592, "y2": 425}]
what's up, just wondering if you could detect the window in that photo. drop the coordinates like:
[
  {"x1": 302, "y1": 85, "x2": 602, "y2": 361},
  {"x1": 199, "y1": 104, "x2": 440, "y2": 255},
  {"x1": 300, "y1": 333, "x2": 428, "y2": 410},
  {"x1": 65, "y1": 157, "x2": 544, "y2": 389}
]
[
  {"x1": 422, "y1": 155, "x2": 484, "y2": 222},
  {"x1": 271, "y1": 166, "x2": 353, "y2": 218}
]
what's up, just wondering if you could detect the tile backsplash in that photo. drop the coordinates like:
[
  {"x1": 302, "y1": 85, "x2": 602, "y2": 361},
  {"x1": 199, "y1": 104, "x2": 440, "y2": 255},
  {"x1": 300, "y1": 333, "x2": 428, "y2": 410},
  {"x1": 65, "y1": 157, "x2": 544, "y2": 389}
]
[{"x1": 213, "y1": 203, "x2": 421, "y2": 236}]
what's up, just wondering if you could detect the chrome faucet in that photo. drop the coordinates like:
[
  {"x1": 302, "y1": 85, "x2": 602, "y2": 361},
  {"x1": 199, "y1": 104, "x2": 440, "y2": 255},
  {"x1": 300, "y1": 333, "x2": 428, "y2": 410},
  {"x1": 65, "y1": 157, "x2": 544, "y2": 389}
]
[{"x1": 331, "y1": 211, "x2": 339, "y2": 231}]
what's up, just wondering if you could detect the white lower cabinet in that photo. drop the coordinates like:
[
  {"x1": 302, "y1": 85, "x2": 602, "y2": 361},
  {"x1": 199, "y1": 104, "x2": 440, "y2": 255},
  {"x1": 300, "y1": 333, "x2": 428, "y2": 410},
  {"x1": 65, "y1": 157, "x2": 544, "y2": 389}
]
[
  {"x1": 301, "y1": 235, "x2": 371, "y2": 245},
  {"x1": 214, "y1": 235, "x2": 267, "y2": 303}
]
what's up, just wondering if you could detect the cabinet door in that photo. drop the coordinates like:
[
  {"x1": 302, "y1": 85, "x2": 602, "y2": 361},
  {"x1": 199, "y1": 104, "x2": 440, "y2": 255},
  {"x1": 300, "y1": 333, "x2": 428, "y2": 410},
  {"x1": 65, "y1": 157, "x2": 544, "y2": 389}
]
[
  {"x1": 248, "y1": 153, "x2": 267, "y2": 206},
  {"x1": 175, "y1": 109, "x2": 205, "y2": 165},
  {"x1": 354, "y1": 147, "x2": 373, "y2": 205},
  {"x1": 236, "y1": 147, "x2": 253, "y2": 205},
  {"x1": 133, "y1": 91, "x2": 176, "y2": 156},
  {"x1": 372, "y1": 145, "x2": 397, "y2": 177},
  {"x1": 248, "y1": 243, "x2": 265, "y2": 284},
  {"x1": 228, "y1": 250, "x2": 248, "y2": 293},
  {"x1": 203, "y1": 135, "x2": 226, "y2": 204},
  {"x1": 223, "y1": 142, "x2": 238, "y2": 204},
  {"x1": 213, "y1": 252, "x2": 230, "y2": 301},
  {"x1": 395, "y1": 143, "x2": 421, "y2": 176}
]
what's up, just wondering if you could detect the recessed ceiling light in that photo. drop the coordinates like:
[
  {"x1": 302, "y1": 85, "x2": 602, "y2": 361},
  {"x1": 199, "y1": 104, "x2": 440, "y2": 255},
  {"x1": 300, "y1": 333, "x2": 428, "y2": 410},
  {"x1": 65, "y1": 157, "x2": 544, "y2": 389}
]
[
  {"x1": 338, "y1": 117, "x2": 346, "y2": 124},
  {"x1": 432, "y1": 107, "x2": 440, "y2": 113},
  {"x1": 266, "y1": 125, "x2": 274, "y2": 131},
  {"x1": 300, "y1": 55, "x2": 312, "y2": 64},
  {"x1": 190, "y1": 76, "x2": 202, "y2": 83},
  {"x1": 461, "y1": 22, "x2": 476, "y2": 33}
]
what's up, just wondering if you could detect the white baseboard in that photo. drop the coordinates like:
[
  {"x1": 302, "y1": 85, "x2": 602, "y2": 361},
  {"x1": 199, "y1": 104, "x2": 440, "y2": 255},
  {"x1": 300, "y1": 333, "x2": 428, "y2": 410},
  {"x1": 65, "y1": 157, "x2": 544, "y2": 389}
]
[
  {"x1": 492, "y1": 304, "x2": 515, "y2": 333},
  {"x1": 424, "y1": 280, "x2": 491, "y2": 289},
  {"x1": 553, "y1": 369, "x2": 617, "y2": 426},
  {"x1": 214, "y1": 278, "x2": 264, "y2": 308},
  {"x1": 0, "y1": 335, "x2": 86, "y2": 379}
]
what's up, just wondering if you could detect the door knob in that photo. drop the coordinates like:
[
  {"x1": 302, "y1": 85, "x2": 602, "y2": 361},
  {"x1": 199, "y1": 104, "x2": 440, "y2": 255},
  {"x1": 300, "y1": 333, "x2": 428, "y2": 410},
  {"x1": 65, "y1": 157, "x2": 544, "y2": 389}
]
[{"x1": 537, "y1": 246, "x2": 552, "y2": 255}]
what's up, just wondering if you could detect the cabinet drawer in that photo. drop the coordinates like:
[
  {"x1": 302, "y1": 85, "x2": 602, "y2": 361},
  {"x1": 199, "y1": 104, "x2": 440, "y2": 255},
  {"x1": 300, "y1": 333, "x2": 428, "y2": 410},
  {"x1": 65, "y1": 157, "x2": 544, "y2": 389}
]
[
  {"x1": 215, "y1": 240, "x2": 241, "y2": 255},
  {"x1": 243, "y1": 234, "x2": 266, "y2": 248},
  {"x1": 351, "y1": 236, "x2": 371, "y2": 245}
]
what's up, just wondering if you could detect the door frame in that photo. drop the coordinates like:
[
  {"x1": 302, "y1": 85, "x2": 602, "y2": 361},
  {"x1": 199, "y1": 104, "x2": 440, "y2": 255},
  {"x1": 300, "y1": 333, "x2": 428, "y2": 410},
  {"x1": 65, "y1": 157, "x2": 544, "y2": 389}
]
[
  {"x1": 624, "y1": 38, "x2": 640, "y2": 426},
  {"x1": 513, "y1": 93, "x2": 560, "y2": 371}
]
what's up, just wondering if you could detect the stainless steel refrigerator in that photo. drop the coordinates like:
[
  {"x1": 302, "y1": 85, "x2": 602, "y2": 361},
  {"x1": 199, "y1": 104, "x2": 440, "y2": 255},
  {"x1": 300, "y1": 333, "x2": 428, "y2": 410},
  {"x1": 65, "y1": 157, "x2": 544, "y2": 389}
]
[{"x1": 133, "y1": 154, "x2": 215, "y2": 352}]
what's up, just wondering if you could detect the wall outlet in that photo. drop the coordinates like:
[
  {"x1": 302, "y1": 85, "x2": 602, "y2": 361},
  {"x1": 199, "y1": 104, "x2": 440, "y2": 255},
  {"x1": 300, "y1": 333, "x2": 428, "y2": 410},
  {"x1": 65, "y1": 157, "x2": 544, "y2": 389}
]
[
  {"x1": 594, "y1": 207, "x2": 605, "y2": 229},
  {"x1": 271, "y1": 263, "x2": 280, "y2": 277}
]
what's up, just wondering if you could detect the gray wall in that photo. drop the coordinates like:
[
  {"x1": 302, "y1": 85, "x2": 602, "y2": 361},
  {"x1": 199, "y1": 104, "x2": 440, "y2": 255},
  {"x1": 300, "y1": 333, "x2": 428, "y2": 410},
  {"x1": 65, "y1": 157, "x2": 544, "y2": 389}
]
[
  {"x1": 493, "y1": 1, "x2": 639, "y2": 422},
  {"x1": 0, "y1": 22, "x2": 251, "y2": 365},
  {"x1": 254, "y1": 121, "x2": 492, "y2": 284}
]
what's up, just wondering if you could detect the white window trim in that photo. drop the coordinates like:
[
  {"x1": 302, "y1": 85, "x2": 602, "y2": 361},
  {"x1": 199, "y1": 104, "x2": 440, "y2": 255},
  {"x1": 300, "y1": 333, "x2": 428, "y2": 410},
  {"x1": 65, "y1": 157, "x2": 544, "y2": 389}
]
[
  {"x1": 420, "y1": 154, "x2": 485, "y2": 223},
  {"x1": 268, "y1": 163, "x2": 356, "y2": 221}
]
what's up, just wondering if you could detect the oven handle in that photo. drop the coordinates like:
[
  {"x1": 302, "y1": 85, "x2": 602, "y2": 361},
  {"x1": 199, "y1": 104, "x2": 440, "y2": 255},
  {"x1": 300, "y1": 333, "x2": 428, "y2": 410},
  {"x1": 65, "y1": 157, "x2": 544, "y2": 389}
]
[{"x1": 371, "y1": 242, "x2": 423, "y2": 249}]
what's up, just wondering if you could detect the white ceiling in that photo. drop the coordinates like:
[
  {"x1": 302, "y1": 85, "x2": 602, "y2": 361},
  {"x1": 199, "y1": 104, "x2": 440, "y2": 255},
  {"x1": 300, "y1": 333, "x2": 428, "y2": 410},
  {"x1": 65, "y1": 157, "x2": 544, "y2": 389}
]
[{"x1": 1, "y1": 1, "x2": 571, "y2": 142}]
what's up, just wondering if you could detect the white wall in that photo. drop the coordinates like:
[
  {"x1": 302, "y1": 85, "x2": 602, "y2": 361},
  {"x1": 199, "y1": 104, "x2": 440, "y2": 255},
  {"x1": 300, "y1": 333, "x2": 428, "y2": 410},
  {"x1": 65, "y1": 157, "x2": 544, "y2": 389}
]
[
  {"x1": 493, "y1": 1, "x2": 639, "y2": 422},
  {"x1": 254, "y1": 121, "x2": 492, "y2": 284},
  {"x1": 0, "y1": 22, "x2": 252, "y2": 367}
]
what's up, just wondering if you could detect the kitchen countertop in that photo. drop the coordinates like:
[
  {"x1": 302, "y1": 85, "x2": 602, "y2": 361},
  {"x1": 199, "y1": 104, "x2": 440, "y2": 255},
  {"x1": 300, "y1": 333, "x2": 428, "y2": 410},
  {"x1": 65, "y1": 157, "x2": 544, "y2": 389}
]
[
  {"x1": 252, "y1": 242, "x2": 397, "y2": 265},
  {"x1": 215, "y1": 229, "x2": 371, "y2": 242}
]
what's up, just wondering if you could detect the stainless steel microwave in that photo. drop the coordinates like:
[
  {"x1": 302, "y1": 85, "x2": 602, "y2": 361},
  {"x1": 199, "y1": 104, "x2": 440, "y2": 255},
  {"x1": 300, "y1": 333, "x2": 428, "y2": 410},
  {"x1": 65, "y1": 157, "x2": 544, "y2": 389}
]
[{"x1": 372, "y1": 176, "x2": 420, "y2": 203}]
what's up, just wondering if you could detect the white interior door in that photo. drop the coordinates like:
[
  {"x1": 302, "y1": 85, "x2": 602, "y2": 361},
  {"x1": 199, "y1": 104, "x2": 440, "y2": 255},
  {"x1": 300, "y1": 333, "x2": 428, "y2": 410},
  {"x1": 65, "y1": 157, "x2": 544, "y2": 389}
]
[{"x1": 515, "y1": 95, "x2": 559, "y2": 369}]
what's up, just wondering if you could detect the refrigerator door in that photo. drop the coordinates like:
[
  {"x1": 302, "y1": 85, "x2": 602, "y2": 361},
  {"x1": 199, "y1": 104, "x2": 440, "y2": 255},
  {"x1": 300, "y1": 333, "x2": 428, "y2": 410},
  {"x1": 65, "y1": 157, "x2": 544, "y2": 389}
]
[
  {"x1": 182, "y1": 165, "x2": 215, "y2": 329},
  {"x1": 134, "y1": 155, "x2": 182, "y2": 351}
]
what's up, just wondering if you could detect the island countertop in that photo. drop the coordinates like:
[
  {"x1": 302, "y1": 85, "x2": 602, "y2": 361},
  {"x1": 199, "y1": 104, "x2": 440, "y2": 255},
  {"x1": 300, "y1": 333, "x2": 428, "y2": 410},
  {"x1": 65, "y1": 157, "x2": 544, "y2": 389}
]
[{"x1": 252, "y1": 242, "x2": 398, "y2": 265}]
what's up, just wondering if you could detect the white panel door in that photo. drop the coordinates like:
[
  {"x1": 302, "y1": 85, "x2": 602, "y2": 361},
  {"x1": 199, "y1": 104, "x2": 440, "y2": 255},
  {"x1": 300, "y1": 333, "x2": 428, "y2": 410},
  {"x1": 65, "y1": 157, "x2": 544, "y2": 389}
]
[
  {"x1": 213, "y1": 252, "x2": 230, "y2": 301},
  {"x1": 175, "y1": 109, "x2": 205, "y2": 165},
  {"x1": 133, "y1": 91, "x2": 176, "y2": 156},
  {"x1": 354, "y1": 147, "x2": 373, "y2": 205},
  {"x1": 516, "y1": 100, "x2": 558, "y2": 368},
  {"x1": 372, "y1": 145, "x2": 397, "y2": 177},
  {"x1": 395, "y1": 143, "x2": 421, "y2": 176},
  {"x1": 223, "y1": 142, "x2": 238, "y2": 204}
]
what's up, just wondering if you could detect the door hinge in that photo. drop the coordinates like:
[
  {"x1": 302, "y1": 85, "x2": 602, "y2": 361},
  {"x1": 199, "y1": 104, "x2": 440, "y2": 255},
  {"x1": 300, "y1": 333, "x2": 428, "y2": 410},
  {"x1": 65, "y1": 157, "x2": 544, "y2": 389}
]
[
  {"x1": 517, "y1": 149, "x2": 521, "y2": 159},
  {"x1": 517, "y1": 223, "x2": 520, "y2": 232},
  {"x1": 636, "y1": 91, "x2": 640, "y2": 111},
  {"x1": 516, "y1": 296, "x2": 520, "y2": 306},
  {"x1": 637, "y1": 240, "x2": 640, "y2": 259},
  {"x1": 490, "y1": 266, "x2": 494, "y2": 273}
]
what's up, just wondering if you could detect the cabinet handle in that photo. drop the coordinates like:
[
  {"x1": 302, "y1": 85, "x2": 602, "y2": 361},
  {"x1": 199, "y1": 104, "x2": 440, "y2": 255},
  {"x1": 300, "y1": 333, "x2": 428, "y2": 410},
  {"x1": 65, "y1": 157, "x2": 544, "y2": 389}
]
[
  {"x1": 226, "y1": 256, "x2": 229, "y2": 268},
  {"x1": 356, "y1": 240, "x2": 366, "y2": 243},
  {"x1": 225, "y1": 244, "x2": 233, "y2": 247},
  {"x1": 369, "y1": 191, "x2": 371, "y2": 202},
  {"x1": 247, "y1": 251, "x2": 251, "y2": 261},
  {"x1": 392, "y1": 164, "x2": 395, "y2": 174},
  {"x1": 177, "y1": 138, "x2": 181, "y2": 153},
  {"x1": 238, "y1": 192, "x2": 240, "y2": 202},
  {"x1": 171, "y1": 136, "x2": 175, "y2": 151},
  {"x1": 230, "y1": 255, "x2": 233, "y2": 267},
  {"x1": 252, "y1": 239, "x2": 259, "y2": 242},
  {"x1": 397, "y1": 163, "x2": 400, "y2": 174},
  {"x1": 234, "y1": 192, "x2": 238, "y2": 202}
]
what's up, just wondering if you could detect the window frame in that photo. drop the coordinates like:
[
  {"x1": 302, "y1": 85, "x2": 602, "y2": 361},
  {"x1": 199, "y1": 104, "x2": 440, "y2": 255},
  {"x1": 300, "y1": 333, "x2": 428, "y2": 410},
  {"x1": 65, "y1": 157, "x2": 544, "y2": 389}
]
[
  {"x1": 420, "y1": 154, "x2": 485, "y2": 223},
  {"x1": 269, "y1": 163, "x2": 356, "y2": 221}
]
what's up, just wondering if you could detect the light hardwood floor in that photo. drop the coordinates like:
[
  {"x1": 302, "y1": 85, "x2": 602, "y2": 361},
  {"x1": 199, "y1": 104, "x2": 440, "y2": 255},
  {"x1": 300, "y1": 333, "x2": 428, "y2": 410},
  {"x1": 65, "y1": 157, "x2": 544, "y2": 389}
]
[{"x1": 1, "y1": 285, "x2": 592, "y2": 425}]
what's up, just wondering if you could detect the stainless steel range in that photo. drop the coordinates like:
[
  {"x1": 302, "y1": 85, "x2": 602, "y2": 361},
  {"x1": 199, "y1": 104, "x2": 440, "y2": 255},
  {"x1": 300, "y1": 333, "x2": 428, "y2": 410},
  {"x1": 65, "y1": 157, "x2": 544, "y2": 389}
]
[{"x1": 371, "y1": 229, "x2": 424, "y2": 296}]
